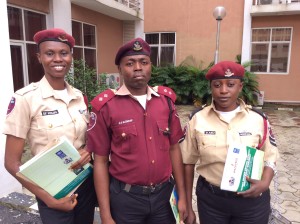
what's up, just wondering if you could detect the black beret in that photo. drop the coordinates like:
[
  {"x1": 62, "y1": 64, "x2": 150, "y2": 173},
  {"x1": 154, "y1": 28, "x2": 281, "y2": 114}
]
[
  {"x1": 115, "y1": 38, "x2": 151, "y2": 65},
  {"x1": 33, "y1": 28, "x2": 75, "y2": 48},
  {"x1": 206, "y1": 61, "x2": 245, "y2": 80}
]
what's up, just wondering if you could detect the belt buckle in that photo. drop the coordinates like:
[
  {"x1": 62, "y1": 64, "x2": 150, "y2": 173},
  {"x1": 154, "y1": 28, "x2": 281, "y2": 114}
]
[{"x1": 142, "y1": 185, "x2": 156, "y2": 194}]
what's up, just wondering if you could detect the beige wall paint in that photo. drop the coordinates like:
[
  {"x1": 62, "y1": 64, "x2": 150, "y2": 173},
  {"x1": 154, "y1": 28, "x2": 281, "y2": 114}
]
[
  {"x1": 252, "y1": 15, "x2": 300, "y2": 102},
  {"x1": 72, "y1": 4, "x2": 123, "y2": 74},
  {"x1": 144, "y1": 0, "x2": 245, "y2": 67},
  {"x1": 8, "y1": 0, "x2": 49, "y2": 13}
]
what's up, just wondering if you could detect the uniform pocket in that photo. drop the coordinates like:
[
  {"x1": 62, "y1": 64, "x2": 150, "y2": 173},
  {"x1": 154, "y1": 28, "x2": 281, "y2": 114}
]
[
  {"x1": 157, "y1": 120, "x2": 170, "y2": 151},
  {"x1": 112, "y1": 124, "x2": 137, "y2": 153},
  {"x1": 36, "y1": 115, "x2": 64, "y2": 140}
]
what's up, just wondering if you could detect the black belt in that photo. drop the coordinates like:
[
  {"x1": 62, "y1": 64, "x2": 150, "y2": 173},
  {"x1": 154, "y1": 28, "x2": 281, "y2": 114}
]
[
  {"x1": 199, "y1": 176, "x2": 240, "y2": 198},
  {"x1": 111, "y1": 177, "x2": 173, "y2": 195}
]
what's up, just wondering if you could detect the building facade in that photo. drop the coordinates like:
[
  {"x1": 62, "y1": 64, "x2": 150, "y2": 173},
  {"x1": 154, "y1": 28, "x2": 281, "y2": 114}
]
[{"x1": 144, "y1": 0, "x2": 300, "y2": 103}]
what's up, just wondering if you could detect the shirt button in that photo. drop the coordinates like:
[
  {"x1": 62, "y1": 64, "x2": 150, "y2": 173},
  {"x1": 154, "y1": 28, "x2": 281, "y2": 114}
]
[
  {"x1": 144, "y1": 112, "x2": 147, "y2": 116},
  {"x1": 48, "y1": 124, "x2": 53, "y2": 128},
  {"x1": 121, "y1": 133, "x2": 126, "y2": 138},
  {"x1": 228, "y1": 126, "x2": 231, "y2": 130},
  {"x1": 151, "y1": 160, "x2": 155, "y2": 164},
  {"x1": 149, "y1": 137, "x2": 152, "y2": 140},
  {"x1": 150, "y1": 182, "x2": 153, "y2": 186}
]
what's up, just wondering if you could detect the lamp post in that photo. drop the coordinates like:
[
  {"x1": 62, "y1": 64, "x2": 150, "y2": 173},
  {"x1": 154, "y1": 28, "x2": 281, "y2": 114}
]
[{"x1": 213, "y1": 6, "x2": 226, "y2": 64}]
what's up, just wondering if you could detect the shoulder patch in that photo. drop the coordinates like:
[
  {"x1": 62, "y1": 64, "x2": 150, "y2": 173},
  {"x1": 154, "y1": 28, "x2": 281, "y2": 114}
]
[
  {"x1": 91, "y1": 89, "x2": 116, "y2": 111},
  {"x1": 15, "y1": 82, "x2": 38, "y2": 96},
  {"x1": 153, "y1": 86, "x2": 176, "y2": 103},
  {"x1": 6, "y1": 97, "x2": 16, "y2": 116}
]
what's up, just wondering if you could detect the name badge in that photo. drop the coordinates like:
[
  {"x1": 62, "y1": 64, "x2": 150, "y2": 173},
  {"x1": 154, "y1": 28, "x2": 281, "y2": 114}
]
[{"x1": 42, "y1": 110, "x2": 59, "y2": 116}]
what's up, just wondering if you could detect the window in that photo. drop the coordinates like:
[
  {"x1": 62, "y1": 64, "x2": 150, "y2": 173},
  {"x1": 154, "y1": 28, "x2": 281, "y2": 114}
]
[
  {"x1": 145, "y1": 32, "x2": 175, "y2": 66},
  {"x1": 72, "y1": 21, "x2": 97, "y2": 69},
  {"x1": 250, "y1": 28, "x2": 292, "y2": 74},
  {"x1": 8, "y1": 5, "x2": 46, "y2": 91}
]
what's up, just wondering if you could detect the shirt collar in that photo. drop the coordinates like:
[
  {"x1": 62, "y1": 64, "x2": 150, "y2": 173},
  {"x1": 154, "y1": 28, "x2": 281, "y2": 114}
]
[
  {"x1": 210, "y1": 98, "x2": 250, "y2": 113},
  {"x1": 116, "y1": 84, "x2": 159, "y2": 100},
  {"x1": 40, "y1": 76, "x2": 80, "y2": 100}
]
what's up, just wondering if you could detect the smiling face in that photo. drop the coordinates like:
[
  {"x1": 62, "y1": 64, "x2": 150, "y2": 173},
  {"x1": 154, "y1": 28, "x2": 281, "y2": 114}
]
[
  {"x1": 118, "y1": 54, "x2": 152, "y2": 95},
  {"x1": 210, "y1": 78, "x2": 243, "y2": 112},
  {"x1": 37, "y1": 41, "x2": 72, "y2": 87}
]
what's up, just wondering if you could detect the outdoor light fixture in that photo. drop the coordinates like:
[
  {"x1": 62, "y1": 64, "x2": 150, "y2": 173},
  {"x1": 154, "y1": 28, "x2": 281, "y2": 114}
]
[{"x1": 213, "y1": 6, "x2": 226, "y2": 64}]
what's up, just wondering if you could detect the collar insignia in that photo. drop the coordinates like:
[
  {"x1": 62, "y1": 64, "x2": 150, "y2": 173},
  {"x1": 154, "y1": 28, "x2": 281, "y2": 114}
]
[
  {"x1": 224, "y1": 69, "x2": 234, "y2": 77},
  {"x1": 133, "y1": 41, "x2": 142, "y2": 51}
]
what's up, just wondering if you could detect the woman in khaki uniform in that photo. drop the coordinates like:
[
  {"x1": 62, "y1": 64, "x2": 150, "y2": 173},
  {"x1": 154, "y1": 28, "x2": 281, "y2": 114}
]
[
  {"x1": 181, "y1": 61, "x2": 279, "y2": 224},
  {"x1": 3, "y1": 28, "x2": 97, "y2": 224}
]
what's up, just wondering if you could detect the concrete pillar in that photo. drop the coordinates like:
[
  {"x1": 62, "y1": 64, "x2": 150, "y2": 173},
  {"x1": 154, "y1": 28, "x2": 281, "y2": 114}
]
[
  {"x1": 135, "y1": 0, "x2": 144, "y2": 38},
  {"x1": 241, "y1": 0, "x2": 252, "y2": 64},
  {"x1": 0, "y1": 1, "x2": 22, "y2": 197},
  {"x1": 49, "y1": 0, "x2": 72, "y2": 34}
]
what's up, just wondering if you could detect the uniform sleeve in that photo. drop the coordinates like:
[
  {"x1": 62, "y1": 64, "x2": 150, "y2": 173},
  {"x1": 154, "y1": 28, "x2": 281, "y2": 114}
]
[
  {"x1": 262, "y1": 120, "x2": 279, "y2": 163},
  {"x1": 169, "y1": 104, "x2": 184, "y2": 145},
  {"x1": 87, "y1": 106, "x2": 111, "y2": 156},
  {"x1": 180, "y1": 117, "x2": 200, "y2": 164},
  {"x1": 3, "y1": 94, "x2": 31, "y2": 139}
]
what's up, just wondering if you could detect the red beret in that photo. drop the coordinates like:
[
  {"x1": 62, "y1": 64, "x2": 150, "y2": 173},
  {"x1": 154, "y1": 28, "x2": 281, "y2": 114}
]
[
  {"x1": 206, "y1": 61, "x2": 245, "y2": 80},
  {"x1": 33, "y1": 28, "x2": 75, "y2": 48},
  {"x1": 115, "y1": 38, "x2": 151, "y2": 65}
]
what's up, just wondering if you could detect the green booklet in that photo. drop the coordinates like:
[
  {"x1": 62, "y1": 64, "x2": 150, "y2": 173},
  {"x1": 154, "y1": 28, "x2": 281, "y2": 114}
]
[
  {"x1": 169, "y1": 186, "x2": 180, "y2": 224},
  {"x1": 221, "y1": 144, "x2": 264, "y2": 192},
  {"x1": 17, "y1": 136, "x2": 93, "y2": 199}
]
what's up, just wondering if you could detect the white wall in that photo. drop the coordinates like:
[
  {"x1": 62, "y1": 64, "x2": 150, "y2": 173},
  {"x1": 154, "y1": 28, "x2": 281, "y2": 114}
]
[{"x1": 0, "y1": 1, "x2": 22, "y2": 197}]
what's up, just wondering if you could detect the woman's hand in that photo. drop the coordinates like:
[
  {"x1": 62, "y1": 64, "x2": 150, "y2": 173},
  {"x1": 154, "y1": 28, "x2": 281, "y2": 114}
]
[
  {"x1": 184, "y1": 206, "x2": 197, "y2": 224},
  {"x1": 70, "y1": 147, "x2": 91, "y2": 170},
  {"x1": 237, "y1": 176, "x2": 269, "y2": 198},
  {"x1": 47, "y1": 194, "x2": 78, "y2": 212}
]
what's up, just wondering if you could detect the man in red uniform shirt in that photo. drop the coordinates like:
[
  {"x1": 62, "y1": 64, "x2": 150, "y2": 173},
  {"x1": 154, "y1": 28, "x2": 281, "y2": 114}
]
[{"x1": 88, "y1": 38, "x2": 187, "y2": 224}]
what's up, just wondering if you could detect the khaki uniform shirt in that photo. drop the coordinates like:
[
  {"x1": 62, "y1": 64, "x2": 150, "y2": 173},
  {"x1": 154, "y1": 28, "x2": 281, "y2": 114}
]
[
  {"x1": 3, "y1": 76, "x2": 88, "y2": 155},
  {"x1": 180, "y1": 99, "x2": 279, "y2": 186}
]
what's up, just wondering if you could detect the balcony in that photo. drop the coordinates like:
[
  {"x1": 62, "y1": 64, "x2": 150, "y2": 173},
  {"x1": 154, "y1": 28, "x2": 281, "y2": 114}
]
[
  {"x1": 71, "y1": 0, "x2": 143, "y2": 20},
  {"x1": 251, "y1": 0, "x2": 300, "y2": 16}
]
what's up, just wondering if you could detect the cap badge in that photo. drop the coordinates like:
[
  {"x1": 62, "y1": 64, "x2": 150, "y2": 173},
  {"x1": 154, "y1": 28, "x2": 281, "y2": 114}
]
[
  {"x1": 58, "y1": 34, "x2": 68, "y2": 42},
  {"x1": 133, "y1": 41, "x2": 143, "y2": 51},
  {"x1": 224, "y1": 69, "x2": 234, "y2": 77}
]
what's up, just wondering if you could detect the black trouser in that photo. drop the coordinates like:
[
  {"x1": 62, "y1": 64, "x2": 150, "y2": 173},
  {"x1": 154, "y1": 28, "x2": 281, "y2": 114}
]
[
  {"x1": 37, "y1": 174, "x2": 97, "y2": 224},
  {"x1": 110, "y1": 177, "x2": 176, "y2": 224},
  {"x1": 196, "y1": 176, "x2": 270, "y2": 224}
]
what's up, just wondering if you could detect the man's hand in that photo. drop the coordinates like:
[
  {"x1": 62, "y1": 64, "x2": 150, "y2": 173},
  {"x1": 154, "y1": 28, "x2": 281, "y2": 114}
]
[{"x1": 178, "y1": 198, "x2": 187, "y2": 224}]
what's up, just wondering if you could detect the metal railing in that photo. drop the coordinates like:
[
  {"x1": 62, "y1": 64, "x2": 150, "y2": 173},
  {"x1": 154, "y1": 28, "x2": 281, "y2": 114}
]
[
  {"x1": 114, "y1": 0, "x2": 140, "y2": 11},
  {"x1": 255, "y1": 0, "x2": 300, "y2": 5}
]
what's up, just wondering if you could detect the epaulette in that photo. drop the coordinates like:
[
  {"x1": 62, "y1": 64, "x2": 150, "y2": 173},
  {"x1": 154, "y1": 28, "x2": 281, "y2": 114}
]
[
  {"x1": 189, "y1": 105, "x2": 207, "y2": 119},
  {"x1": 250, "y1": 107, "x2": 268, "y2": 120},
  {"x1": 91, "y1": 89, "x2": 117, "y2": 111},
  {"x1": 15, "y1": 82, "x2": 38, "y2": 96},
  {"x1": 152, "y1": 86, "x2": 176, "y2": 103}
]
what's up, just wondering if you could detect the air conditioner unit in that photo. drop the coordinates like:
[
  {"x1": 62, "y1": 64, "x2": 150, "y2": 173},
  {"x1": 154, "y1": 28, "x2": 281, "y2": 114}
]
[
  {"x1": 106, "y1": 73, "x2": 120, "y2": 89},
  {"x1": 260, "y1": 0, "x2": 272, "y2": 4}
]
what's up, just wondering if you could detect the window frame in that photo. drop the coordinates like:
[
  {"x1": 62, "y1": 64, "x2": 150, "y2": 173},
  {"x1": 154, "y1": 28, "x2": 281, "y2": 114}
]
[
  {"x1": 8, "y1": 4, "x2": 47, "y2": 90},
  {"x1": 72, "y1": 20, "x2": 97, "y2": 70},
  {"x1": 145, "y1": 32, "x2": 176, "y2": 66},
  {"x1": 250, "y1": 27, "x2": 293, "y2": 75}
]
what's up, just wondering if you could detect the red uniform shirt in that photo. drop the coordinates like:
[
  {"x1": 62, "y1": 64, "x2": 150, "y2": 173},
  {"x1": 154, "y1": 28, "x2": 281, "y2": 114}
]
[{"x1": 87, "y1": 85, "x2": 183, "y2": 186}]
